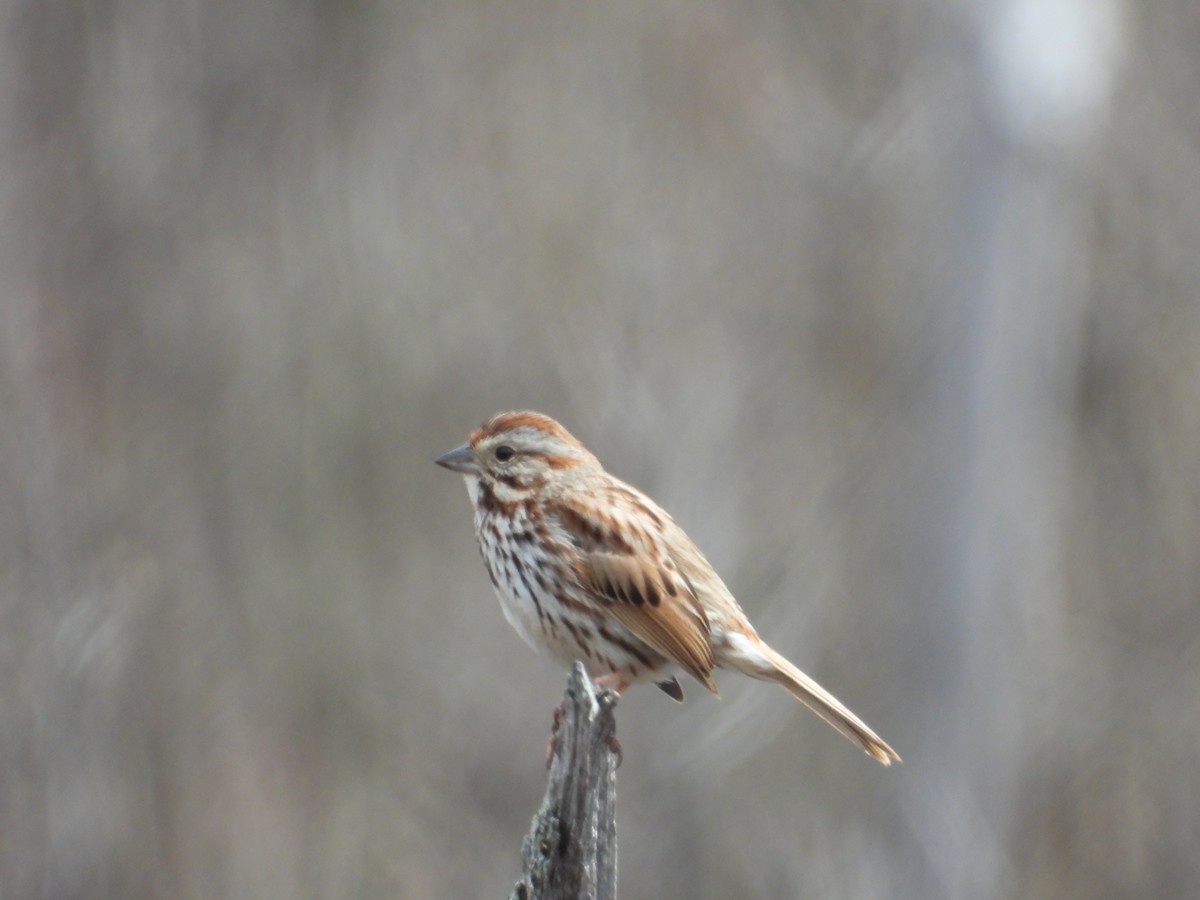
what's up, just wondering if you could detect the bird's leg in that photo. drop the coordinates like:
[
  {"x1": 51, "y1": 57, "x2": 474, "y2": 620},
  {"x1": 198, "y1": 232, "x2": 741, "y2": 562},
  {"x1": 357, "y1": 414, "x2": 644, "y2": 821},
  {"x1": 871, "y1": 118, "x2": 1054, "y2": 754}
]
[
  {"x1": 604, "y1": 732, "x2": 623, "y2": 768},
  {"x1": 588, "y1": 673, "x2": 626, "y2": 764},
  {"x1": 545, "y1": 699, "x2": 567, "y2": 768},
  {"x1": 592, "y1": 672, "x2": 629, "y2": 693},
  {"x1": 545, "y1": 674, "x2": 626, "y2": 767}
]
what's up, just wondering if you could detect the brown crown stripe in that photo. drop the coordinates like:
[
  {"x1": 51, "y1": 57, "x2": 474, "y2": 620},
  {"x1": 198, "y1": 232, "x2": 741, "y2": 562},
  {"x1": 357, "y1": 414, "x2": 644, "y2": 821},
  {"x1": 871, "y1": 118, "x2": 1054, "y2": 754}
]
[{"x1": 473, "y1": 410, "x2": 578, "y2": 444}]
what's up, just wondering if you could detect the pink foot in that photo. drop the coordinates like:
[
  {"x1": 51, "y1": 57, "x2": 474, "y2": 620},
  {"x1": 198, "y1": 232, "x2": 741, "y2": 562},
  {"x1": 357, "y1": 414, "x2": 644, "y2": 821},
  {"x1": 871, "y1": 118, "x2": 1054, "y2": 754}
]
[
  {"x1": 604, "y1": 732, "x2": 623, "y2": 767},
  {"x1": 592, "y1": 672, "x2": 629, "y2": 694},
  {"x1": 545, "y1": 700, "x2": 567, "y2": 768}
]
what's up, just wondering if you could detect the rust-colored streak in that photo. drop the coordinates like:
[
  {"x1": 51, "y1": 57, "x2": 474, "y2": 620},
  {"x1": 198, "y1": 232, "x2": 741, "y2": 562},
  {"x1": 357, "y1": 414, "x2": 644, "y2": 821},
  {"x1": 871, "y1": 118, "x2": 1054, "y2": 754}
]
[
  {"x1": 472, "y1": 410, "x2": 577, "y2": 444},
  {"x1": 543, "y1": 454, "x2": 582, "y2": 469}
]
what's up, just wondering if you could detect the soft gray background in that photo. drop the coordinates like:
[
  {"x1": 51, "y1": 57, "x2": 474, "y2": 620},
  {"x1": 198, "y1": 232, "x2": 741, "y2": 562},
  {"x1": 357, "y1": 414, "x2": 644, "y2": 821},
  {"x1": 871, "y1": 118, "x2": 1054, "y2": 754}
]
[{"x1": 4, "y1": 1, "x2": 1197, "y2": 898}]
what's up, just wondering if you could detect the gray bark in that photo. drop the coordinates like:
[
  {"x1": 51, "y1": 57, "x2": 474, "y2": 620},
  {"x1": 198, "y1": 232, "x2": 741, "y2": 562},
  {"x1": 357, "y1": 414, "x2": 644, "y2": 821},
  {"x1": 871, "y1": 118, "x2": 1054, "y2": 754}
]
[{"x1": 510, "y1": 664, "x2": 619, "y2": 900}]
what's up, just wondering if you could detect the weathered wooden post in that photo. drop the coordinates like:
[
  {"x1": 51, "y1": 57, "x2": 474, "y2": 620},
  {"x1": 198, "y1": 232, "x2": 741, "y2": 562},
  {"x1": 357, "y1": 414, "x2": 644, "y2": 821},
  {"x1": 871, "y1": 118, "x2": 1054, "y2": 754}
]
[{"x1": 510, "y1": 663, "x2": 619, "y2": 900}]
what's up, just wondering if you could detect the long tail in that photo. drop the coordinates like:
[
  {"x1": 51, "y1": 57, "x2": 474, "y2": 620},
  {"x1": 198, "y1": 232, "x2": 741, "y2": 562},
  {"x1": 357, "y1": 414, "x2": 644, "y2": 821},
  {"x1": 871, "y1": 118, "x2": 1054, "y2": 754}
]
[{"x1": 730, "y1": 636, "x2": 900, "y2": 765}]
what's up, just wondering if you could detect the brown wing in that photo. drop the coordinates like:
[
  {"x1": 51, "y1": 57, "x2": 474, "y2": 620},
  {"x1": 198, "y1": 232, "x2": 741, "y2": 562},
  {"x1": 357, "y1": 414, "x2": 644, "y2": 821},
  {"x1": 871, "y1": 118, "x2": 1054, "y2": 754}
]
[{"x1": 552, "y1": 486, "x2": 719, "y2": 694}]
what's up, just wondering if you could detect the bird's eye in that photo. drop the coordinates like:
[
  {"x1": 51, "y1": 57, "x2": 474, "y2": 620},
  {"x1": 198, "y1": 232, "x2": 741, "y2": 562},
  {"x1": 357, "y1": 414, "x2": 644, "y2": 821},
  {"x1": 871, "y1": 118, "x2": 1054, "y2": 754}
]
[{"x1": 494, "y1": 445, "x2": 515, "y2": 462}]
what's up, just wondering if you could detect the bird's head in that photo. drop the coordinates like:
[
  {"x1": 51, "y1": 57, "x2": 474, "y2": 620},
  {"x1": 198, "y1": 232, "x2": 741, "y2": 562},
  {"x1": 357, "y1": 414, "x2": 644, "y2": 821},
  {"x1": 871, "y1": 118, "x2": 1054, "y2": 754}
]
[{"x1": 435, "y1": 411, "x2": 599, "y2": 495}]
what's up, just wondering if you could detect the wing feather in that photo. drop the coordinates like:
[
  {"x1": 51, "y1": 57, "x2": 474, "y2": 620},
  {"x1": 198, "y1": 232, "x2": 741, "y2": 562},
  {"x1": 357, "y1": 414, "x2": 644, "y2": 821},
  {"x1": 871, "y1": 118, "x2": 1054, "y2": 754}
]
[{"x1": 552, "y1": 488, "x2": 719, "y2": 693}]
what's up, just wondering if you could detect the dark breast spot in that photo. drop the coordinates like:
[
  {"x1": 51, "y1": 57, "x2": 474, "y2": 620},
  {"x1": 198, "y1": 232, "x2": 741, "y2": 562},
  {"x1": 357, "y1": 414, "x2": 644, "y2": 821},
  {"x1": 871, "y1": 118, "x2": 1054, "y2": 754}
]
[
  {"x1": 555, "y1": 592, "x2": 597, "y2": 619},
  {"x1": 475, "y1": 482, "x2": 508, "y2": 516},
  {"x1": 516, "y1": 563, "x2": 536, "y2": 599}
]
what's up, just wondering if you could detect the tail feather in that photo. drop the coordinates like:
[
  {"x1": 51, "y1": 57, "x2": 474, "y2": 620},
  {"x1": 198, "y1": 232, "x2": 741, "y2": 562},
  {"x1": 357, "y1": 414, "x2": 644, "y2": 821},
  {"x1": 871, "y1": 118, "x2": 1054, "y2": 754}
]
[{"x1": 730, "y1": 636, "x2": 900, "y2": 765}]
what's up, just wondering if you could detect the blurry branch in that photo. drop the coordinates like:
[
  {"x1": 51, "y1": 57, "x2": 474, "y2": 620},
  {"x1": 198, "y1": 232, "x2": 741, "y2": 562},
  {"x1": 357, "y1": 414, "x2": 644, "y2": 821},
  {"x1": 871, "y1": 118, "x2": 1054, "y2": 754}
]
[{"x1": 510, "y1": 663, "x2": 619, "y2": 900}]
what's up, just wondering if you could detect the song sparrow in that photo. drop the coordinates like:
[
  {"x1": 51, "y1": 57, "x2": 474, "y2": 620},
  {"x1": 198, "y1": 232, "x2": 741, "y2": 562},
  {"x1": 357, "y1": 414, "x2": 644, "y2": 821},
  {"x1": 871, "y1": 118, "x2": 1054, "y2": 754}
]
[{"x1": 436, "y1": 411, "x2": 899, "y2": 764}]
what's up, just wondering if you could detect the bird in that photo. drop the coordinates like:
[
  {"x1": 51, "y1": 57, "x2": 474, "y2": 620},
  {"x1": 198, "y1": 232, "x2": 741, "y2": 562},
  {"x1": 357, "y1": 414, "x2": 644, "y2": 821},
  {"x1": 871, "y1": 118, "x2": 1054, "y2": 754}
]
[{"x1": 436, "y1": 410, "x2": 899, "y2": 765}]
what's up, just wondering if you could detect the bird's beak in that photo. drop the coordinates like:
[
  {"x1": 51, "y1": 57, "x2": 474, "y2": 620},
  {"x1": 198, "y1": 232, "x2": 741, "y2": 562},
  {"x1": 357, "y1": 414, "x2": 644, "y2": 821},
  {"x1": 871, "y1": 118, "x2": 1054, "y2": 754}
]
[{"x1": 435, "y1": 443, "x2": 480, "y2": 474}]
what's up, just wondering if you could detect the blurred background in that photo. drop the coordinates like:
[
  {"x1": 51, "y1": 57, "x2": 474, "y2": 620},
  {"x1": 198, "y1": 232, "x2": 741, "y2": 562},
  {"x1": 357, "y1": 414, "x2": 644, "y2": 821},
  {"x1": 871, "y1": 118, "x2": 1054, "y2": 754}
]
[{"x1": 3, "y1": 0, "x2": 1198, "y2": 897}]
